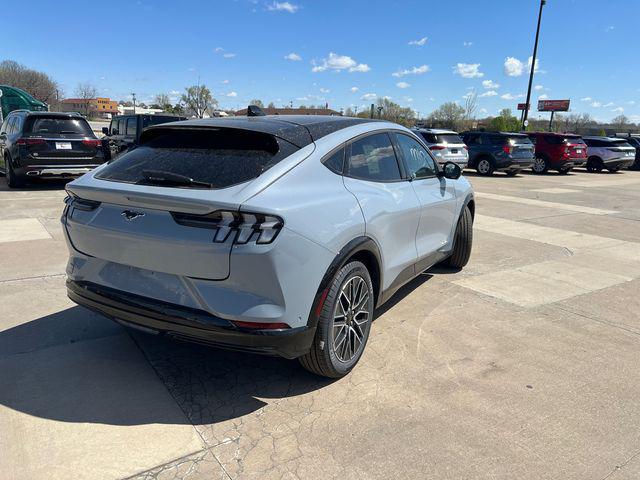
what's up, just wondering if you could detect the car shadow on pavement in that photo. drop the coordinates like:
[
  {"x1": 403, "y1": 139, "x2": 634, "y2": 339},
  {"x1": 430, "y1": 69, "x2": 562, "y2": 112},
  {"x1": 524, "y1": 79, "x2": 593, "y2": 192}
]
[{"x1": 0, "y1": 274, "x2": 435, "y2": 428}]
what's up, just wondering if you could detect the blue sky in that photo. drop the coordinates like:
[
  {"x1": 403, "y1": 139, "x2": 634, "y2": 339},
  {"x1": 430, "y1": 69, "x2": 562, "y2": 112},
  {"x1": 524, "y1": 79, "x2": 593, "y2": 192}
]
[{"x1": 3, "y1": 0, "x2": 639, "y2": 121}]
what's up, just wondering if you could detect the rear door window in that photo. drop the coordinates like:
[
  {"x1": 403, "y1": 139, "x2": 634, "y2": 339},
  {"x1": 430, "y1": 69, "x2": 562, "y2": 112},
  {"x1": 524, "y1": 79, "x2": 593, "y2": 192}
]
[
  {"x1": 126, "y1": 118, "x2": 137, "y2": 136},
  {"x1": 347, "y1": 132, "x2": 402, "y2": 182},
  {"x1": 95, "y1": 127, "x2": 299, "y2": 189}
]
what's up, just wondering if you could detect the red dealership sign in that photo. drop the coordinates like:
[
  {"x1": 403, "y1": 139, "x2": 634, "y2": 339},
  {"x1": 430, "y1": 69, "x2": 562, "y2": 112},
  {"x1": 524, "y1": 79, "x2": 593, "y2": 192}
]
[
  {"x1": 538, "y1": 99, "x2": 570, "y2": 112},
  {"x1": 517, "y1": 103, "x2": 530, "y2": 111}
]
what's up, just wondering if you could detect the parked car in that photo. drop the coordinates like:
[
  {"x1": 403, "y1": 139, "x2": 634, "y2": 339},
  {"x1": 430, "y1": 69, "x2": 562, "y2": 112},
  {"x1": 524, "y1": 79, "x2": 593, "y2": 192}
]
[
  {"x1": 102, "y1": 114, "x2": 186, "y2": 159},
  {"x1": 461, "y1": 131, "x2": 534, "y2": 176},
  {"x1": 412, "y1": 128, "x2": 468, "y2": 168},
  {"x1": 612, "y1": 134, "x2": 640, "y2": 170},
  {"x1": 0, "y1": 111, "x2": 106, "y2": 188},
  {"x1": 63, "y1": 116, "x2": 474, "y2": 378},
  {"x1": 583, "y1": 136, "x2": 636, "y2": 172},
  {"x1": 527, "y1": 132, "x2": 587, "y2": 174},
  {"x1": 0, "y1": 85, "x2": 48, "y2": 123}
]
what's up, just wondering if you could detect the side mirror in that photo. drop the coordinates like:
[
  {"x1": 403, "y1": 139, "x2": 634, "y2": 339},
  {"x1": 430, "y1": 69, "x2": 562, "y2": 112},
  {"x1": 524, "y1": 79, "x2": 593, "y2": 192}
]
[
  {"x1": 441, "y1": 162, "x2": 462, "y2": 180},
  {"x1": 102, "y1": 127, "x2": 109, "y2": 135}
]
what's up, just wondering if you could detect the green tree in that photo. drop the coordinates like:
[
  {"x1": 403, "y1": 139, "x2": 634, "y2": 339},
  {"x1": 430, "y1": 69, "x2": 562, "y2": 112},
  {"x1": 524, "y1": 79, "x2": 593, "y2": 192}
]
[
  {"x1": 488, "y1": 108, "x2": 521, "y2": 132},
  {"x1": 427, "y1": 102, "x2": 465, "y2": 130},
  {"x1": 181, "y1": 84, "x2": 217, "y2": 118}
]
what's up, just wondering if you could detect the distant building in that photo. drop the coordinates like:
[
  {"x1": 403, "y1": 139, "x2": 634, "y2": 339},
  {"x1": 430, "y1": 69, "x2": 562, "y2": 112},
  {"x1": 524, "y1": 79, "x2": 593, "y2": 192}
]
[
  {"x1": 234, "y1": 107, "x2": 341, "y2": 116},
  {"x1": 60, "y1": 97, "x2": 119, "y2": 119},
  {"x1": 117, "y1": 105, "x2": 165, "y2": 116}
]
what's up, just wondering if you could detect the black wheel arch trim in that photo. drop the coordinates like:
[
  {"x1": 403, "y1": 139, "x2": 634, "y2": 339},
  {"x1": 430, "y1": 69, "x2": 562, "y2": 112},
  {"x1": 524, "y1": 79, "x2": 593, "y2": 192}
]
[{"x1": 306, "y1": 236, "x2": 383, "y2": 330}]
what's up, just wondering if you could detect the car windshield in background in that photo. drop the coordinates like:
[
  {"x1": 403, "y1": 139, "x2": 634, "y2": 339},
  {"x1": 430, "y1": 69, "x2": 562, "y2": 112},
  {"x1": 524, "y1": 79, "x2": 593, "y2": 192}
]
[
  {"x1": 435, "y1": 134, "x2": 463, "y2": 144},
  {"x1": 507, "y1": 135, "x2": 532, "y2": 144},
  {"x1": 25, "y1": 116, "x2": 93, "y2": 136},
  {"x1": 95, "y1": 128, "x2": 298, "y2": 189}
]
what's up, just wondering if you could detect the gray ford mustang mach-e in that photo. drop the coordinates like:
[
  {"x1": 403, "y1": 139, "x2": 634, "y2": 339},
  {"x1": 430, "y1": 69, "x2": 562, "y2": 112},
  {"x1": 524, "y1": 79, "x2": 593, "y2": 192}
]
[{"x1": 62, "y1": 115, "x2": 474, "y2": 378}]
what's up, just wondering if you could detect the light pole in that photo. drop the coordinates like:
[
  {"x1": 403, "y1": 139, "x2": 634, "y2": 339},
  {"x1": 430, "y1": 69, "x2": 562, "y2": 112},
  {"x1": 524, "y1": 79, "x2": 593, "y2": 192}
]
[
  {"x1": 522, "y1": 0, "x2": 546, "y2": 131},
  {"x1": 131, "y1": 92, "x2": 137, "y2": 114}
]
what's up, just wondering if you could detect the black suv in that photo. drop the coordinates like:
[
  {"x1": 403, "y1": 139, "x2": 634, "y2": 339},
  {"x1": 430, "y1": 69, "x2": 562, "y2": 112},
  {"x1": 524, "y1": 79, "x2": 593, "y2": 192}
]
[
  {"x1": 0, "y1": 111, "x2": 106, "y2": 188},
  {"x1": 613, "y1": 134, "x2": 640, "y2": 170},
  {"x1": 102, "y1": 114, "x2": 186, "y2": 159},
  {"x1": 461, "y1": 131, "x2": 535, "y2": 176}
]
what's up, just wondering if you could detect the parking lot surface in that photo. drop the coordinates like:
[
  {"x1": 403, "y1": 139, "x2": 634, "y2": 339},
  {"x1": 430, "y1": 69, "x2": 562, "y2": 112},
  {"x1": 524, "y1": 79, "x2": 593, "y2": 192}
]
[{"x1": 1, "y1": 170, "x2": 640, "y2": 480}]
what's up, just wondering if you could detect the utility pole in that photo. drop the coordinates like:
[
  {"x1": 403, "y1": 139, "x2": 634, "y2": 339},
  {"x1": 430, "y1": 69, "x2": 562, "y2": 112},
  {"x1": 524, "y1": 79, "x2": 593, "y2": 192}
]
[
  {"x1": 131, "y1": 92, "x2": 137, "y2": 114},
  {"x1": 522, "y1": 0, "x2": 546, "y2": 131}
]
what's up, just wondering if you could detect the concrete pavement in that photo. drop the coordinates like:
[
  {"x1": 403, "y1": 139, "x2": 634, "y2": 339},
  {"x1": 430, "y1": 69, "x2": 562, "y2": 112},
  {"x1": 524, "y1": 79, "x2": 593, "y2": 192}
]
[{"x1": 1, "y1": 169, "x2": 639, "y2": 479}]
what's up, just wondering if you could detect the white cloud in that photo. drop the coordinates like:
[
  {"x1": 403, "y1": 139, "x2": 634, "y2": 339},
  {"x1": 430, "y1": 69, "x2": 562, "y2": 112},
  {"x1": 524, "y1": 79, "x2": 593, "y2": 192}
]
[
  {"x1": 312, "y1": 52, "x2": 370, "y2": 73},
  {"x1": 453, "y1": 63, "x2": 484, "y2": 78},
  {"x1": 501, "y1": 93, "x2": 522, "y2": 100},
  {"x1": 527, "y1": 56, "x2": 540, "y2": 73},
  {"x1": 534, "y1": 85, "x2": 543, "y2": 91},
  {"x1": 284, "y1": 52, "x2": 301, "y2": 61},
  {"x1": 463, "y1": 41, "x2": 473, "y2": 47},
  {"x1": 215, "y1": 47, "x2": 236, "y2": 58},
  {"x1": 605, "y1": 25, "x2": 615, "y2": 32},
  {"x1": 480, "y1": 108, "x2": 488, "y2": 114},
  {"x1": 580, "y1": 97, "x2": 592, "y2": 101},
  {"x1": 612, "y1": 107, "x2": 624, "y2": 113},
  {"x1": 267, "y1": 1, "x2": 299, "y2": 13},
  {"x1": 627, "y1": 100, "x2": 636, "y2": 105},
  {"x1": 226, "y1": 91, "x2": 237, "y2": 97},
  {"x1": 350, "y1": 86, "x2": 359, "y2": 93},
  {"x1": 221, "y1": 79, "x2": 230, "y2": 84},
  {"x1": 223, "y1": 53, "x2": 236, "y2": 58},
  {"x1": 482, "y1": 79, "x2": 499, "y2": 89},
  {"x1": 404, "y1": 97, "x2": 414, "y2": 103},
  {"x1": 591, "y1": 101, "x2": 602, "y2": 107},
  {"x1": 214, "y1": 47, "x2": 224, "y2": 53},
  {"x1": 480, "y1": 90, "x2": 498, "y2": 97},
  {"x1": 319, "y1": 87, "x2": 330, "y2": 93},
  {"x1": 602, "y1": 102, "x2": 614, "y2": 107},
  {"x1": 361, "y1": 93, "x2": 377, "y2": 101},
  {"x1": 538, "y1": 94, "x2": 549, "y2": 100},
  {"x1": 392, "y1": 65, "x2": 430, "y2": 77},
  {"x1": 396, "y1": 82, "x2": 410, "y2": 89},
  {"x1": 168, "y1": 90, "x2": 181, "y2": 96},
  {"x1": 408, "y1": 36, "x2": 428, "y2": 46},
  {"x1": 504, "y1": 57, "x2": 524, "y2": 77}
]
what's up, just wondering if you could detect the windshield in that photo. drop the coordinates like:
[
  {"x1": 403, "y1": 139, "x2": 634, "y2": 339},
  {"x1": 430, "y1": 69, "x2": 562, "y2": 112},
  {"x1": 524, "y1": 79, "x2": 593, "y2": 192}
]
[
  {"x1": 24, "y1": 116, "x2": 93, "y2": 136},
  {"x1": 95, "y1": 128, "x2": 298, "y2": 189}
]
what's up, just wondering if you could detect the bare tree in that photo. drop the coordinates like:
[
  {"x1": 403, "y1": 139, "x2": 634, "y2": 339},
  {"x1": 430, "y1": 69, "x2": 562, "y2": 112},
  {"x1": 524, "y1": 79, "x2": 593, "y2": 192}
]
[
  {"x1": 181, "y1": 84, "x2": 217, "y2": 118},
  {"x1": 0, "y1": 60, "x2": 59, "y2": 104},
  {"x1": 463, "y1": 90, "x2": 478, "y2": 130},
  {"x1": 153, "y1": 93, "x2": 171, "y2": 107},
  {"x1": 612, "y1": 114, "x2": 630, "y2": 131},
  {"x1": 74, "y1": 82, "x2": 98, "y2": 116},
  {"x1": 249, "y1": 99, "x2": 264, "y2": 108}
]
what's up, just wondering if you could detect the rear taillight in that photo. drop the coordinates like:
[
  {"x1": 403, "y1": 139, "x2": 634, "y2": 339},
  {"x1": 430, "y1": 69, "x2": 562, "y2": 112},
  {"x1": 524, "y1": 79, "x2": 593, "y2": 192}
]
[
  {"x1": 82, "y1": 139, "x2": 102, "y2": 147},
  {"x1": 429, "y1": 145, "x2": 446, "y2": 151},
  {"x1": 503, "y1": 145, "x2": 513, "y2": 155},
  {"x1": 463, "y1": 145, "x2": 468, "y2": 150},
  {"x1": 172, "y1": 210, "x2": 283, "y2": 245},
  {"x1": 64, "y1": 191, "x2": 101, "y2": 212},
  {"x1": 16, "y1": 138, "x2": 46, "y2": 146}
]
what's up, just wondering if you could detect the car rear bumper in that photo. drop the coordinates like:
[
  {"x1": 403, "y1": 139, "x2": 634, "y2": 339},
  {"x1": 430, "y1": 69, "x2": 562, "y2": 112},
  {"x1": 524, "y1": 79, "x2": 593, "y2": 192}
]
[
  {"x1": 24, "y1": 164, "x2": 101, "y2": 177},
  {"x1": 67, "y1": 280, "x2": 316, "y2": 358},
  {"x1": 603, "y1": 157, "x2": 634, "y2": 167},
  {"x1": 496, "y1": 158, "x2": 534, "y2": 171}
]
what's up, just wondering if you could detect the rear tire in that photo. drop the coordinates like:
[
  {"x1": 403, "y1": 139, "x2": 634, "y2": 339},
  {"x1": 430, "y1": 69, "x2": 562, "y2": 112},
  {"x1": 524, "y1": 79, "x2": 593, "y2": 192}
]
[
  {"x1": 506, "y1": 170, "x2": 520, "y2": 177},
  {"x1": 586, "y1": 157, "x2": 603, "y2": 173},
  {"x1": 532, "y1": 156, "x2": 548, "y2": 174},
  {"x1": 476, "y1": 158, "x2": 494, "y2": 176},
  {"x1": 445, "y1": 206, "x2": 473, "y2": 269},
  {"x1": 299, "y1": 261, "x2": 374, "y2": 378},
  {"x1": 5, "y1": 155, "x2": 26, "y2": 188}
]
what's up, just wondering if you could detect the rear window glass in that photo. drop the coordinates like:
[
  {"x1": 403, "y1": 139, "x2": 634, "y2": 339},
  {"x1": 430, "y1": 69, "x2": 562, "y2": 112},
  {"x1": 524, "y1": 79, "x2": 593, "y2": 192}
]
[
  {"x1": 24, "y1": 116, "x2": 93, "y2": 136},
  {"x1": 505, "y1": 135, "x2": 532, "y2": 145},
  {"x1": 434, "y1": 134, "x2": 463, "y2": 144},
  {"x1": 142, "y1": 116, "x2": 182, "y2": 129},
  {"x1": 95, "y1": 128, "x2": 298, "y2": 189},
  {"x1": 417, "y1": 132, "x2": 437, "y2": 143},
  {"x1": 563, "y1": 136, "x2": 585, "y2": 145}
]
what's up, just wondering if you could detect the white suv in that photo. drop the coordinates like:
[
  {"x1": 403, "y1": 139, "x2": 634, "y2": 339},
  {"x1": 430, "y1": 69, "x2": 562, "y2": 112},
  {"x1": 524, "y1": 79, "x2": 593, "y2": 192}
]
[
  {"x1": 583, "y1": 136, "x2": 635, "y2": 172},
  {"x1": 412, "y1": 128, "x2": 468, "y2": 168}
]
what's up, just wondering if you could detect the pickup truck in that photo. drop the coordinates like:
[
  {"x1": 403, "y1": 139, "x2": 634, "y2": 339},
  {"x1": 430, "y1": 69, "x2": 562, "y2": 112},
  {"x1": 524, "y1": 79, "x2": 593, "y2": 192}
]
[{"x1": 102, "y1": 114, "x2": 186, "y2": 159}]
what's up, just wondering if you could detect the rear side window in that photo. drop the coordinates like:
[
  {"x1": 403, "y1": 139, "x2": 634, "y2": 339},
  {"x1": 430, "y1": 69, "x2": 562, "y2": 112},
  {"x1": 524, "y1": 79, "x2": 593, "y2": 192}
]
[
  {"x1": 347, "y1": 133, "x2": 401, "y2": 182},
  {"x1": 434, "y1": 134, "x2": 463, "y2": 144},
  {"x1": 323, "y1": 147, "x2": 345, "y2": 174},
  {"x1": 24, "y1": 116, "x2": 92, "y2": 136},
  {"x1": 418, "y1": 132, "x2": 437, "y2": 143},
  {"x1": 95, "y1": 128, "x2": 299, "y2": 189}
]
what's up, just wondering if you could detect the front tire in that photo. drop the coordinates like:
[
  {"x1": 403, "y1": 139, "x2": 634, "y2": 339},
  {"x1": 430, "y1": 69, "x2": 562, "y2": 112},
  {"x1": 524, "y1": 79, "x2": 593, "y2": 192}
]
[
  {"x1": 299, "y1": 261, "x2": 374, "y2": 378},
  {"x1": 445, "y1": 206, "x2": 473, "y2": 269}
]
